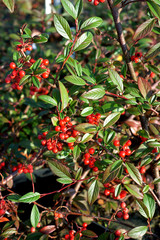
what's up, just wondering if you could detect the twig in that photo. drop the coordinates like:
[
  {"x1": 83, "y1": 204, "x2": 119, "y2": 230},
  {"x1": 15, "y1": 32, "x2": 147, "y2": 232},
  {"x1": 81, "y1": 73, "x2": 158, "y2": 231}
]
[
  {"x1": 149, "y1": 187, "x2": 160, "y2": 207},
  {"x1": 107, "y1": 0, "x2": 137, "y2": 81}
]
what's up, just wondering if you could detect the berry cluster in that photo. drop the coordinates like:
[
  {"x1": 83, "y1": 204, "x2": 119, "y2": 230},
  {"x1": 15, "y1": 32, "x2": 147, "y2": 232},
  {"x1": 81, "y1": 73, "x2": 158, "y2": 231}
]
[
  {"x1": 86, "y1": 113, "x2": 101, "y2": 125},
  {"x1": 12, "y1": 163, "x2": 33, "y2": 174},
  {"x1": 104, "y1": 183, "x2": 128, "y2": 201},
  {"x1": 64, "y1": 223, "x2": 88, "y2": 240},
  {"x1": 16, "y1": 40, "x2": 33, "y2": 52},
  {"x1": 5, "y1": 58, "x2": 50, "y2": 90},
  {"x1": 88, "y1": 0, "x2": 105, "y2": 6},
  {"x1": 54, "y1": 211, "x2": 63, "y2": 220},
  {"x1": 0, "y1": 161, "x2": 5, "y2": 170},
  {"x1": 131, "y1": 52, "x2": 142, "y2": 63},
  {"x1": 30, "y1": 223, "x2": 41, "y2": 233},
  {"x1": 83, "y1": 148, "x2": 99, "y2": 172},
  {"x1": 116, "y1": 202, "x2": 129, "y2": 220},
  {"x1": 0, "y1": 200, "x2": 6, "y2": 216},
  {"x1": 30, "y1": 86, "x2": 49, "y2": 95},
  {"x1": 114, "y1": 229, "x2": 124, "y2": 240},
  {"x1": 113, "y1": 139, "x2": 132, "y2": 158},
  {"x1": 38, "y1": 117, "x2": 79, "y2": 153}
]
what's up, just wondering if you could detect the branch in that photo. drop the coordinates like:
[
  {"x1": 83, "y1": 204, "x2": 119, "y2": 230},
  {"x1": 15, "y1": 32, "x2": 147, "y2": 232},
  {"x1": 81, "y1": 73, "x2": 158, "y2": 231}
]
[{"x1": 107, "y1": 0, "x2": 137, "y2": 81}]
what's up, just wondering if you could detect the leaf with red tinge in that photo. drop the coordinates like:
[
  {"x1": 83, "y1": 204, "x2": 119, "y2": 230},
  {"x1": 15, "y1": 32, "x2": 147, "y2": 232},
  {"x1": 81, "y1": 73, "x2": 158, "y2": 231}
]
[
  {"x1": 138, "y1": 77, "x2": 151, "y2": 99},
  {"x1": 82, "y1": 230, "x2": 98, "y2": 238},
  {"x1": 133, "y1": 18, "x2": 156, "y2": 41},
  {"x1": 40, "y1": 225, "x2": 56, "y2": 234},
  {"x1": 0, "y1": 217, "x2": 9, "y2": 223}
]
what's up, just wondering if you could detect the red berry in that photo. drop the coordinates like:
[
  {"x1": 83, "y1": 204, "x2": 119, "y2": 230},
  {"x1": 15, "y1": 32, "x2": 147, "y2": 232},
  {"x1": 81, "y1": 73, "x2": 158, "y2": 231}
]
[
  {"x1": 120, "y1": 190, "x2": 127, "y2": 199},
  {"x1": 115, "y1": 229, "x2": 121, "y2": 236},
  {"x1": 64, "y1": 116, "x2": 70, "y2": 122},
  {"x1": 0, "y1": 209, "x2": 5, "y2": 215},
  {"x1": 72, "y1": 130, "x2": 79, "y2": 137},
  {"x1": 23, "y1": 168, "x2": 29, "y2": 174},
  {"x1": 1, "y1": 162, "x2": 5, "y2": 167},
  {"x1": 94, "y1": 0, "x2": 100, "y2": 5},
  {"x1": 92, "y1": 167, "x2": 98, "y2": 172},
  {"x1": 65, "y1": 234, "x2": 70, "y2": 239},
  {"x1": 116, "y1": 211, "x2": 123, "y2": 218},
  {"x1": 19, "y1": 70, "x2": 25, "y2": 77},
  {"x1": 125, "y1": 149, "x2": 131, "y2": 156},
  {"x1": 95, "y1": 113, "x2": 101, "y2": 119},
  {"x1": 123, "y1": 207, "x2": 129, "y2": 214},
  {"x1": 59, "y1": 120, "x2": 65, "y2": 126},
  {"x1": 140, "y1": 166, "x2": 146, "y2": 174},
  {"x1": 120, "y1": 202, "x2": 126, "y2": 209},
  {"x1": 119, "y1": 151, "x2": 126, "y2": 158},
  {"x1": 123, "y1": 213, "x2": 129, "y2": 220},
  {"x1": 84, "y1": 153, "x2": 90, "y2": 159},
  {"x1": 104, "y1": 183, "x2": 109, "y2": 188},
  {"x1": 134, "y1": 57, "x2": 139, "y2": 63},
  {"x1": 110, "y1": 187, "x2": 115, "y2": 193},
  {"x1": 113, "y1": 140, "x2": 120, "y2": 147},
  {"x1": 43, "y1": 59, "x2": 49, "y2": 66},
  {"x1": 18, "y1": 168, "x2": 23, "y2": 174},
  {"x1": 104, "y1": 189, "x2": 110, "y2": 196},
  {"x1": 55, "y1": 126, "x2": 60, "y2": 131},
  {"x1": 10, "y1": 62, "x2": 16, "y2": 69},
  {"x1": 69, "y1": 230, "x2": 74, "y2": 236},
  {"x1": 98, "y1": 138, "x2": 102, "y2": 143},
  {"x1": 41, "y1": 140, "x2": 47, "y2": 146},
  {"x1": 82, "y1": 222, "x2": 88, "y2": 228},
  {"x1": 126, "y1": 140, "x2": 132, "y2": 146},
  {"x1": 27, "y1": 45, "x2": 33, "y2": 51},
  {"x1": 84, "y1": 159, "x2": 90, "y2": 165},
  {"x1": 68, "y1": 142, "x2": 74, "y2": 147},
  {"x1": 42, "y1": 73, "x2": 49, "y2": 79},
  {"x1": 30, "y1": 227, "x2": 35, "y2": 233},
  {"x1": 61, "y1": 126, "x2": 67, "y2": 132},
  {"x1": 150, "y1": 72, "x2": 155, "y2": 78},
  {"x1": 16, "y1": 85, "x2": 23, "y2": 90},
  {"x1": 42, "y1": 131, "x2": 48, "y2": 136},
  {"x1": 135, "y1": 52, "x2": 142, "y2": 58},
  {"x1": 131, "y1": 56, "x2": 135, "y2": 61},
  {"x1": 89, "y1": 148, "x2": 95, "y2": 154},
  {"x1": 37, "y1": 223, "x2": 41, "y2": 228},
  {"x1": 52, "y1": 147, "x2": 58, "y2": 153},
  {"x1": 12, "y1": 166, "x2": 17, "y2": 172},
  {"x1": 59, "y1": 133, "x2": 65, "y2": 140}
]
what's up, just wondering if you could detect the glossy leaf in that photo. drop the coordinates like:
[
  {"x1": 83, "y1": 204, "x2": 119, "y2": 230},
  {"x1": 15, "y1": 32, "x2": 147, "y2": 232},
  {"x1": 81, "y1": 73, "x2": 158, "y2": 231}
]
[
  {"x1": 145, "y1": 42, "x2": 160, "y2": 59},
  {"x1": 75, "y1": 0, "x2": 83, "y2": 18},
  {"x1": 59, "y1": 81, "x2": 69, "y2": 110},
  {"x1": 82, "y1": 230, "x2": 98, "y2": 237},
  {"x1": 39, "y1": 95, "x2": 57, "y2": 106},
  {"x1": 143, "y1": 194, "x2": 155, "y2": 219},
  {"x1": 133, "y1": 18, "x2": 156, "y2": 41},
  {"x1": 48, "y1": 160, "x2": 72, "y2": 178},
  {"x1": 124, "y1": 184, "x2": 143, "y2": 199},
  {"x1": 2, "y1": 0, "x2": 14, "y2": 12},
  {"x1": 61, "y1": 0, "x2": 77, "y2": 19},
  {"x1": 125, "y1": 162, "x2": 142, "y2": 185},
  {"x1": 103, "y1": 112, "x2": 121, "y2": 128},
  {"x1": 136, "y1": 200, "x2": 150, "y2": 219},
  {"x1": 74, "y1": 32, "x2": 93, "y2": 51},
  {"x1": 54, "y1": 14, "x2": 72, "y2": 40},
  {"x1": 81, "y1": 133, "x2": 94, "y2": 143},
  {"x1": 88, "y1": 180, "x2": 99, "y2": 204},
  {"x1": 57, "y1": 177, "x2": 73, "y2": 184},
  {"x1": 147, "y1": 0, "x2": 160, "y2": 19},
  {"x1": 103, "y1": 165, "x2": 120, "y2": 183},
  {"x1": 19, "y1": 75, "x2": 31, "y2": 86},
  {"x1": 81, "y1": 107, "x2": 93, "y2": 117},
  {"x1": 82, "y1": 87, "x2": 105, "y2": 100},
  {"x1": 30, "y1": 205, "x2": 40, "y2": 228},
  {"x1": 74, "y1": 123, "x2": 97, "y2": 133},
  {"x1": 73, "y1": 145, "x2": 81, "y2": 160},
  {"x1": 128, "y1": 226, "x2": 148, "y2": 239},
  {"x1": 32, "y1": 76, "x2": 40, "y2": 89},
  {"x1": 40, "y1": 225, "x2": 56, "y2": 234},
  {"x1": 81, "y1": 17, "x2": 103, "y2": 30},
  {"x1": 64, "y1": 75, "x2": 86, "y2": 85},
  {"x1": 108, "y1": 69, "x2": 123, "y2": 93},
  {"x1": 19, "y1": 192, "x2": 40, "y2": 203}
]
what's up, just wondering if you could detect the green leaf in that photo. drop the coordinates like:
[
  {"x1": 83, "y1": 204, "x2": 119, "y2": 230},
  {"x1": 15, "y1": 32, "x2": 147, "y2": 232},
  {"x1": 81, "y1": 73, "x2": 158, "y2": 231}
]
[
  {"x1": 73, "y1": 145, "x2": 81, "y2": 159},
  {"x1": 0, "y1": 228, "x2": 17, "y2": 238},
  {"x1": 39, "y1": 95, "x2": 57, "y2": 106},
  {"x1": 74, "y1": 32, "x2": 93, "y2": 51},
  {"x1": 7, "y1": 194, "x2": 21, "y2": 202},
  {"x1": 2, "y1": 0, "x2": 14, "y2": 12},
  {"x1": 59, "y1": 81, "x2": 69, "y2": 110},
  {"x1": 75, "y1": 0, "x2": 83, "y2": 18},
  {"x1": 48, "y1": 160, "x2": 72, "y2": 178},
  {"x1": 147, "y1": 64, "x2": 160, "y2": 74},
  {"x1": 113, "y1": 0, "x2": 123, "y2": 5},
  {"x1": 145, "y1": 42, "x2": 160, "y2": 59},
  {"x1": 61, "y1": 0, "x2": 77, "y2": 19},
  {"x1": 19, "y1": 75, "x2": 31, "y2": 86},
  {"x1": 138, "y1": 77, "x2": 151, "y2": 99},
  {"x1": 82, "y1": 230, "x2": 98, "y2": 238},
  {"x1": 128, "y1": 226, "x2": 148, "y2": 239},
  {"x1": 34, "y1": 68, "x2": 47, "y2": 75},
  {"x1": 147, "y1": 0, "x2": 160, "y2": 19},
  {"x1": 133, "y1": 18, "x2": 156, "y2": 41},
  {"x1": 19, "y1": 192, "x2": 40, "y2": 203},
  {"x1": 108, "y1": 69, "x2": 123, "y2": 93},
  {"x1": 103, "y1": 112, "x2": 121, "y2": 128},
  {"x1": 81, "y1": 133, "x2": 94, "y2": 143},
  {"x1": 54, "y1": 14, "x2": 72, "y2": 40},
  {"x1": 33, "y1": 34, "x2": 48, "y2": 43},
  {"x1": 64, "y1": 75, "x2": 86, "y2": 85},
  {"x1": 110, "y1": 160, "x2": 122, "y2": 172},
  {"x1": 31, "y1": 59, "x2": 42, "y2": 71},
  {"x1": 115, "y1": 184, "x2": 122, "y2": 197},
  {"x1": 74, "y1": 123, "x2": 97, "y2": 133},
  {"x1": 24, "y1": 27, "x2": 32, "y2": 37},
  {"x1": 88, "y1": 180, "x2": 99, "y2": 204},
  {"x1": 57, "y1": 177, "x2": 73, "y2": 184},
  {"x1": 81, "y1": 17, "x2": 103, "y2": 30},
  {"x1": 32, "y1": 76, "x2": 40, "y2": 89},
  {"x1": 75, "y1": 167, "x2": 83, "y2": 180},
  {"x1": 81, "y1": 107, "x2": 93, "y2": 117},
  {"x1": 124, "y1": 184, "x2": 143, "y2": 199},
  {"x1": 66, "y1": 137, "x2": 76, "y2": 143},
  {"x1": 82, "y1": 87, "x2": 105, "y2": 100},
  {"x1": 103, "y1": 165, "x2": 120, "y2": 183},
  {"x1": 136, "y1": 200, "x2": 150, "y2": 219},
  {"x1": 143, "y1": 194, "x2": 155, "y2": 219},
  {"x1": 125, "y1": 162, "x2": 142, "y2": 186},
  {"x1": 30, "y1": 205, "x2": 40, "y2": 228}
]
